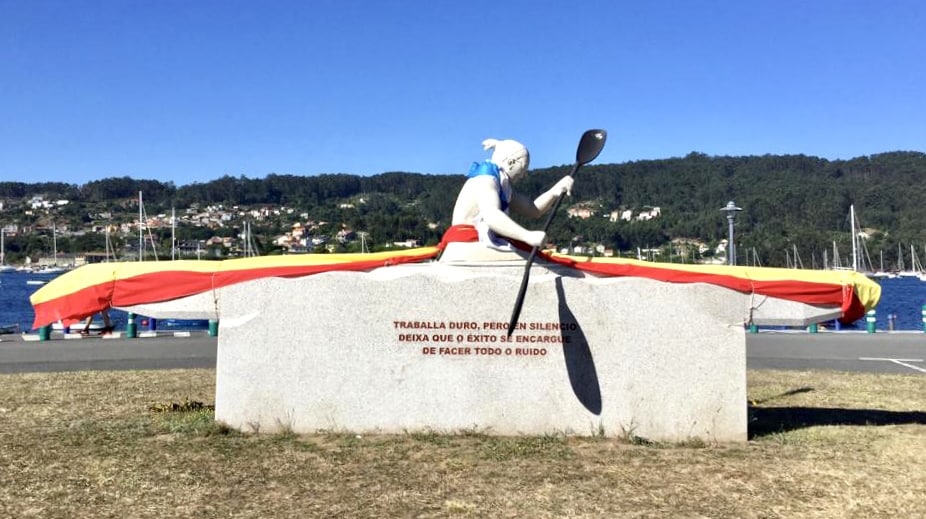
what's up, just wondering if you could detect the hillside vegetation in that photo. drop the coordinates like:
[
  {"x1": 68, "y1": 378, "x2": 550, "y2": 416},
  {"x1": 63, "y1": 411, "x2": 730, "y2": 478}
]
[{"x1": 1, "y1": 151, "x2": 924, "y2": 268}]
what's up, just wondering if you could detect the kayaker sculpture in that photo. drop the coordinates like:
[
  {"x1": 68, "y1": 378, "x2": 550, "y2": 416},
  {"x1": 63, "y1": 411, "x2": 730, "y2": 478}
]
[
  {"x1": 451, "y1": 137, "x2": 572, "y2": 251},
  {"x1": 29, "y1": 130, "x2": 881, "y2": 442}
]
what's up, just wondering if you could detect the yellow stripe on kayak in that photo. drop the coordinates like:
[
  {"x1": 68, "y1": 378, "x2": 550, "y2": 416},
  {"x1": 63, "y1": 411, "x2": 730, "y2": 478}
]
[{"x1": 30, "y1": 247, "x2": 442, "y2": 306}]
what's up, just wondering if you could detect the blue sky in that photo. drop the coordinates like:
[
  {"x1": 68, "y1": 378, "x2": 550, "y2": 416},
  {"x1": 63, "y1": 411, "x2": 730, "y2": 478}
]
[{"x1": 2, "y1": 0, "x2": 924, "y2": 186}]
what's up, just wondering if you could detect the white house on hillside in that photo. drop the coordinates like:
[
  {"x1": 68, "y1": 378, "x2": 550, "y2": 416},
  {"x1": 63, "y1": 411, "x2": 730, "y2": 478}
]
[{"x1": 636, "y1": 207, "x2": 661, "y2": 221}]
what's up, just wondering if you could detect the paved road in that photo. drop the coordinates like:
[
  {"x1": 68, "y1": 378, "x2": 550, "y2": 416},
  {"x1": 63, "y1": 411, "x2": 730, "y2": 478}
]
[
  {"x1": 1, "y1": 330, "x2": 925, "y2": 375},
  {"x1": 0, "y1": 332, "x2": 217, "y2": 374},
  {"x1": 747, "y1": 331, "x2": 926, "y2": 374}
]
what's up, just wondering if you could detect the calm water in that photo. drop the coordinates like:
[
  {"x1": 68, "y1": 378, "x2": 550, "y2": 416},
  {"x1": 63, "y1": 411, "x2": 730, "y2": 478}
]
[
  {"x1": 870, "y1": 275, "x2": 926, "y2": 331},
  {"x1": 2, "y1": 269, "x2": 926, "y2": 332}
]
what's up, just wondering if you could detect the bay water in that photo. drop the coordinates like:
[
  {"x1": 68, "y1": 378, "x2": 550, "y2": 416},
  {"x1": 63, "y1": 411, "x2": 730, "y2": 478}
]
[{"x1": 2, "y1": 269, "x2": 926, "y2": 333}]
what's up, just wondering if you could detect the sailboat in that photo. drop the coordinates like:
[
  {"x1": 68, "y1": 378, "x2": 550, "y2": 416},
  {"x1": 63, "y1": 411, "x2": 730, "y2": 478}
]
[
  {"x1": 131, "y1": 191, "x2": 162, "y2": 262},
  {"x1": 243, "y1": 220, "x2": 261, "y2": 257},
  {"x1": 871, "y1": 249, "x2": 897, "y2": 279},
  {"x1": 0, "y1": 227, "x2": 16, "y2": 272},
  {"x1": 897, "y1": 243, "x2": 919, "y2": 277},
  {"x1": 847, "y1": 204, "x2": 872, "y2": 274},
  {"x1": 104, "y1": 224, "x2": 118, "y2": 262},
  {"x1": 848, "y1": 205, "x2": 879, "y2": 277},
  {"x1": 912, "y1": 245, "x2": 926, "y2": 282},
  {"x1": 831, "y1": 240, "x2": 846, "y2": 271},
  {"x1": 170, "y1": 207, "x2": 177, "y2": 260},
  {"x1": 825, "y1": 205, "x2": 860, "y2": 272},
  {"x1": 830, "y1": 205, "x2": 877, "y2": 277},
  {"x1": 357, "y1": 231, "x2": 371, "y2": 254},
  {"x1": 35, "y1": 223, "x2": 66, "y2": 274}
]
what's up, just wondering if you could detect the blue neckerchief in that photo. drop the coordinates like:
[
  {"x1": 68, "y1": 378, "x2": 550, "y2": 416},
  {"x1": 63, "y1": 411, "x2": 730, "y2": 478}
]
[{"x1": 467, "y1": 160, "x2": 509, "y2": 211}]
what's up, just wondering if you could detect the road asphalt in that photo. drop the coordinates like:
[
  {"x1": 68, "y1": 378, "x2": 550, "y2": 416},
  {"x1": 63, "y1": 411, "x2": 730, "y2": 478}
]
[
  {"x1": 748, "y1": 331, "x2": 926, "y2": 374},
  {"x1": 1, "y1": 329, "x2": 925, "y2": 375},
  {"x1": 0, "y1": 331, "x2": 218, "y2": 374}
]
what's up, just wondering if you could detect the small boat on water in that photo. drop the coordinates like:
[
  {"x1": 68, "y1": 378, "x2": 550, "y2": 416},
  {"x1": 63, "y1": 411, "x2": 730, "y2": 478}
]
[
  {"x1": 870, "y1": 270, "x2": 898, "y2": 279},
  {"x1": 31, "y1": 266, "x2": 67, "y2": 275},
  {"x1": 0, "y1": 323, "x2": 20, "y2": 335}
]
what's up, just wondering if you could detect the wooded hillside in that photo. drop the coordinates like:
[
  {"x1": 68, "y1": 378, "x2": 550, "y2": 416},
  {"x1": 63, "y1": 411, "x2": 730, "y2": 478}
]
[{"x1": 2, "y1": 150, "x2": 924, "y2": 268}]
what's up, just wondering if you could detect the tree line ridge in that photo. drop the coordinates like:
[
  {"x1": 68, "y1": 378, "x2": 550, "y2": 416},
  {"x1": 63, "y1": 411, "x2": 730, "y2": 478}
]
[{"x1": 2, "y1": 150, "x2": 924, "y2": 268}]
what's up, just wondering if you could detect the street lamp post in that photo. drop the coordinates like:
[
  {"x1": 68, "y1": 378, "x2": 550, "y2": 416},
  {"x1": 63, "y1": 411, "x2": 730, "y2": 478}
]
[{"x1": 720, "y1": 201, "x2": 742, "y2": 266}]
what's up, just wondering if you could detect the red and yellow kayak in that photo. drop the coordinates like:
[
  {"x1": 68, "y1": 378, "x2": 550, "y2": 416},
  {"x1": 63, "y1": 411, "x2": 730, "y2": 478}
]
[{"x1": 30, "y1": 225, "x2": 880, "y2": 328}]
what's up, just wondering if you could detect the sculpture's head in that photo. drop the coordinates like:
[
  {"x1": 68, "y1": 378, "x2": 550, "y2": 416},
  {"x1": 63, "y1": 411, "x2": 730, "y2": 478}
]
[{"x1": 482, "y1": 138, "x2": 530, "y2": 181}]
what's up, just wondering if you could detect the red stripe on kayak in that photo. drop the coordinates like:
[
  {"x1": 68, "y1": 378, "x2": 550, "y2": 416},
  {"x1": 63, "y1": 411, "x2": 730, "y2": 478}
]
[
  {"x1": 438, "y1": 225, "x2": 866, "y2": 321},
  {"x1": 31, "y1": 281, "x2": 115, "y2": 328},
  {"x1": 31, "y1": 250, "x2": 440, "y2": 328},
  {"x1": 537, "y1": 254, "x2": 864, "y2": 322}
]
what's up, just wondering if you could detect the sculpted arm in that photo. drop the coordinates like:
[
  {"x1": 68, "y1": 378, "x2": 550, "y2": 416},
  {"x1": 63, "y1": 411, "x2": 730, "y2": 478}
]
[
  {"x1": 452, "y1": 176, "x2": 545, "y2": 247},
  {"x1": 508, "y1": 176, "x2": 575, "y2": 219}
]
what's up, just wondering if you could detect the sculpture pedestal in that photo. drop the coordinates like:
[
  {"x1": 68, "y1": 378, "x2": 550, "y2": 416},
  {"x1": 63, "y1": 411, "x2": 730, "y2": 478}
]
[{"x1": 214, "y1": 263, "x2": 749, "y2": 442}]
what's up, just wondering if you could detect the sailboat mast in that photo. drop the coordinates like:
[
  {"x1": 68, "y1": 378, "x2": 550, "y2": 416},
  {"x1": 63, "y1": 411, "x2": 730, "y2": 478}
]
[
  {"x1": 138, "y1": 191, "x2": 143, "y2": 262},
  {"x1": 171, "y1": 207, "x2": 176, "y2": 261},
  {"x1": 244, "y1": 221, "x2": 250, "y2": 257},
  {"x1": 850, "y1": 205, "x2": 858, "y2": 272},
  {"x1": 105, "y1": 225, "x2": 113, "y2": 262},
  {"x1": 53, "y1": 221, "x2": 58, "y2": 267}
]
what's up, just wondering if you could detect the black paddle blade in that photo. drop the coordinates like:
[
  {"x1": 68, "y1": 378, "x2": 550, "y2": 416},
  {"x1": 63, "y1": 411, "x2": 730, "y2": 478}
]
[{"x1": 576, "y1": 129, "x2": 607, "y2": 166}]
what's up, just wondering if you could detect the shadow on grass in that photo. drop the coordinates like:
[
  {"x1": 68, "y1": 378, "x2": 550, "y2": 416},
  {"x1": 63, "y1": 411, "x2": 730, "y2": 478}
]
[
  {"x1": 750, "y1": 386, "x2": 814, "y2": 405},
  {"x1": 749, "y1": 406, "x2": 926, "y2": 438}
]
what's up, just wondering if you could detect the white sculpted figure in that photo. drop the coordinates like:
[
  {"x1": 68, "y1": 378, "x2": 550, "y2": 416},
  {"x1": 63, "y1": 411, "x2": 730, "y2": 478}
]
[{"x1": 451, "y1": 138, "x2": 574, "y2": 250}]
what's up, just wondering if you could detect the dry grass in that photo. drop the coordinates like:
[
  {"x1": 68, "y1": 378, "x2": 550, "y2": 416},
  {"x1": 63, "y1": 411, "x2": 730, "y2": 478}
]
[{"x1": 1, "y1": 368, "x2": 925, "y2": 518}]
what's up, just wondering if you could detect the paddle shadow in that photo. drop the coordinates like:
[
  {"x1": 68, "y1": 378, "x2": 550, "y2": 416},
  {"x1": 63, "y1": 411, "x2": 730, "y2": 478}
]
[
  {"x1": 555, "y1": 277, "x2": 602, "y2": 415},
  {"x1": 749, "y1": 406, "x2": 926, "y2": 439},
  {"x1": 750, "y1": 386, "x2": 814, "y2": 406}
]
